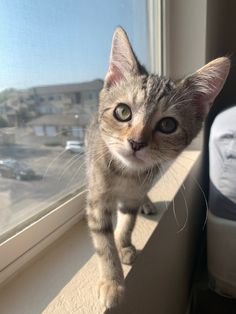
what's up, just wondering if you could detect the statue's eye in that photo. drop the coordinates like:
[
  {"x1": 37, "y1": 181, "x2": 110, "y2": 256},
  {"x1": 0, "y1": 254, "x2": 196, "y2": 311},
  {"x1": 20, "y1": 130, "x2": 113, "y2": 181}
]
[
  {"x1": 155, "y1": 117, "x2": 178, "y2": 134},
  {"x1": 113, "y1": 103, "x2": 132, "y2": 122}
]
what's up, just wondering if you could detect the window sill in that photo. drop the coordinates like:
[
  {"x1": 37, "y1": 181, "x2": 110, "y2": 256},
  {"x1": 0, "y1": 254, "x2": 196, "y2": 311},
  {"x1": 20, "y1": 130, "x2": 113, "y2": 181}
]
[
  {"x1": 0, "y1": 188, "x2": 86, "y2": 286},
  {"x1": 0, "y1": 139, "x2": 201, "y2": 314}
]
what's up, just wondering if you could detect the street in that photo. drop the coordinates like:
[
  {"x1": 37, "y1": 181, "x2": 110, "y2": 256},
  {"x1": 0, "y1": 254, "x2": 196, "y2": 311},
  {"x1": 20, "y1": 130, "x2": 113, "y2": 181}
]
[{"x1": 0, "y1": 144, "x2": 86, "y2": 237}]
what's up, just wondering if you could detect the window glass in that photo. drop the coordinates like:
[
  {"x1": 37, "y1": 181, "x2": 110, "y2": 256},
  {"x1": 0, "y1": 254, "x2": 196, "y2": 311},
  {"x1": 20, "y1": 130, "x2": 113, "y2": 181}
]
[
  {"x1": 45, "y1": 126, "x2": 57, "y2": 137},
  {"x1": 34, "y1": 126, "x2": 44, "y2": 136},
  {"x1": 72, "y1": 127, "x2": 83, "y2": 139},
  {"x1": 0, "y1": 0, "x2": 149, "y2": 241}
]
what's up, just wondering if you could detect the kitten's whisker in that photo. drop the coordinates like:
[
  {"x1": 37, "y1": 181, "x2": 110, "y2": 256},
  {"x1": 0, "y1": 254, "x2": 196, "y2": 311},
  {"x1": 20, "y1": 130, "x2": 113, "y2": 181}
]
[
  {"x1": 62, "y1": 150, "x2": 110, "y2": 189},
  {"x1": 160, "y1": 159, "x2": 188, "y2": 233},
  {"x1": 169, "y1": 158, "x2": 209, "y2": 230},
  {"x1": 166, "y1": 164, "x2": 189, "y2": 232},
  {"x1": 160, "y1": 164, "x2": 180, "y2": 226},
  {"x1": 170, "y1": 98, "x2": 194, "y2": 110},
  {"x1": 155, "y1": 164, "x2": 169, "y2": 213},
  {"x1": 169, "y1": 88, "x2": 193, "y2": 104},
  {"x1": 57, "y1": 153, "x2": 85, "y2": 182},
  {"x1": 147, "y1": 167, "x2": 153, "y2": 185},
  {"x1": 140, "y1": 168, "x2": 151, "y2": 188},
  {"x1": 192, "y1": 176, "x2": 209, "y2": 230},
  {"x1": 108, "y1": 156, "x2": 113, "y2": 169},
  {"x1": 177, "y1": 188, "x2": 189, "y2": 233},
  {"x1": 147, "y1": 166, "x2": 155, "y2": 186},
  {"x1": 100, "y1": 128, "x2": 121, "y2": 141},
  {"x1": 43, "y1": 149, "x2": 67, "y2": 179},
  {"x1": 61, "y1": 162, "x2": 87, "y2": 190},
  {"x1": 137, "y1": 169, "x2": 141, "y2": 184},
  {"x1": 64, "y1": 151, "x2": 108, "y2": 189}
]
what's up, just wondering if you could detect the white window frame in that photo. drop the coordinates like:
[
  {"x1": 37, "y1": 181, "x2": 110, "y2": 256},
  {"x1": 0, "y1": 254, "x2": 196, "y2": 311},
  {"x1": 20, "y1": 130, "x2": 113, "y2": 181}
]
[
  {"x1": 0, "y1": 189, "x2": 86, "y2": 285},
  {"x1": 147, "y1": 0, "x2": 166, "y2": 76},
  {"x1": 0, "y1": 0, "x2": 164, "y2": 287}
]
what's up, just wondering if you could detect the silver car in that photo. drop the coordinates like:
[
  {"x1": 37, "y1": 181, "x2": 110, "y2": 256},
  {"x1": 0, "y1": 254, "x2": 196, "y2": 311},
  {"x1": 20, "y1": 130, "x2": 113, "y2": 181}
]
[{"x1": 65, "y1": 141, "x2": 85, "y2": 154}]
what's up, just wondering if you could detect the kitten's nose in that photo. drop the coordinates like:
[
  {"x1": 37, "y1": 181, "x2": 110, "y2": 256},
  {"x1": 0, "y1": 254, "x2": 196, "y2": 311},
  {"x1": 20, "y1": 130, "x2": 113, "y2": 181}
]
[{"x1": 128, "y1": 139, "x2": 147, "y2": 152}]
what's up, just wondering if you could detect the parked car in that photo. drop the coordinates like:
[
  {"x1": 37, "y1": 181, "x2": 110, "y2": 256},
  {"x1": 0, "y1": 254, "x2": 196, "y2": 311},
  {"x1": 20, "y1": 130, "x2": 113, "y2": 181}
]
[
  {"x1": 0, "y1": 159, "x2": 36, "y2": 181},
  {"x1": 65, "y1": 141, "x2": 85, "y2": 154}
]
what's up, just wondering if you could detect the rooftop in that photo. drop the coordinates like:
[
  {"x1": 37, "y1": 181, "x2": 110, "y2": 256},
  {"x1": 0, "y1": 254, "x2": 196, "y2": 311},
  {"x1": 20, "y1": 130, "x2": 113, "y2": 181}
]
[
  {"x1": 29, "y1": 79, "x2": 103, "y2": 96},
  {"x1": 27, "y1": 113, "x2": 90, "y2": 127}
]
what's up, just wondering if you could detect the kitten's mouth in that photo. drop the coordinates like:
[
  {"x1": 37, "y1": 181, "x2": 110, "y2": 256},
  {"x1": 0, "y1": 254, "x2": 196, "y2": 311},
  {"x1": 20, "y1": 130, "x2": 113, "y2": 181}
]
[
  {"x1": 121, "y1": 150, "x2": 145, "y2": 164},
  {"x1": 109, "y1": 146, "x2": 146, "y2": 168},
  {"x1": 130, "y1": 152, "x2": 144, "y2": 162}
]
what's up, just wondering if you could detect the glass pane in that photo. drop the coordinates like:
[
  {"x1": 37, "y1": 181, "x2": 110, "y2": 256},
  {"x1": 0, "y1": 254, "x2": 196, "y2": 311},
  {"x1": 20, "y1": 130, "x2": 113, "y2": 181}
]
[{"x1": 0, "y1": 0, "x2": 149, "y2": 241}]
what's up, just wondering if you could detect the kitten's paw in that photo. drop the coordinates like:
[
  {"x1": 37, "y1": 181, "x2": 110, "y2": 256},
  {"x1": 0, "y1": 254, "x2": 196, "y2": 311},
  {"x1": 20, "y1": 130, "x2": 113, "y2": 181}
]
[
  {"x1": 141, "y1": 200, "x2": 157, "y2": 215},
  {"x1": 98, "y1": 280, "x2": 125, "y2": 309},
  {"x1": 119, "y1": 245, "x2": 136, "y2": 265}
]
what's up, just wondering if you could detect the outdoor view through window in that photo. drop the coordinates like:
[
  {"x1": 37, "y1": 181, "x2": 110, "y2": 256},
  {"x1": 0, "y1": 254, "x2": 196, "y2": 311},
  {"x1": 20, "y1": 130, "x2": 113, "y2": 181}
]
[{"x1": 0, "y1": 0, "x2": 149, "y2": 241}]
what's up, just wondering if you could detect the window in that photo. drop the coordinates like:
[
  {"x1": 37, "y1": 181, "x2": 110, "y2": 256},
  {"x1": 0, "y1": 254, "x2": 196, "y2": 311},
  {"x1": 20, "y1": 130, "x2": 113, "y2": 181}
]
[
  {"x1": 72, "y1": 126, "x2": 84, "y2": 139},
  {"x1": 0, "y1": 0, "x2": 154, "y2": 283},
  {"x1": 75, "y1": 92, "x2": 81, "y2": 104},
  {"x1": 45, "y1": 126, "x2": 57, "y2": 137},
  {"x1": 34, "y1": 126, "x2": 44, "y2": 136}
]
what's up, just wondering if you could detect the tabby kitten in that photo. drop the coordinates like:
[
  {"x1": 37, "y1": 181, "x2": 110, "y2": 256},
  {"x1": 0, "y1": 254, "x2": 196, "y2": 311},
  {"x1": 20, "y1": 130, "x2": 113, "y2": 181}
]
[{"x1": 85, "y1": 27, "x2": 230, "y2": 308}]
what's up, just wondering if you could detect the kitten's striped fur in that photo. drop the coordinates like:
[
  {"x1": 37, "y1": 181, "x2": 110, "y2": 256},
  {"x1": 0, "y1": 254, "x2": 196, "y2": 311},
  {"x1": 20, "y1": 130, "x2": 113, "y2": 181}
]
[{"x1": 85, "y1": 27, "x2": 230, "y2": 308}]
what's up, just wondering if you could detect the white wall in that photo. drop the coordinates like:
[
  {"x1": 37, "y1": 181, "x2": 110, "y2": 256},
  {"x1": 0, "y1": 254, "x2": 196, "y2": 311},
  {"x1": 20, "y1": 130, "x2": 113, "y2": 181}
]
[{"x1": 165, "y1": 0, "x2": 207, "y2": 79}]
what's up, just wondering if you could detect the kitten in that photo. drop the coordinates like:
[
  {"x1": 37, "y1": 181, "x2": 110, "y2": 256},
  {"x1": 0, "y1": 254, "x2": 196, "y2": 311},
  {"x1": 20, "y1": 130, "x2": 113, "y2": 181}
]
[{"x1": 85, "y1": 27, "x2": 230, "y2": 308}]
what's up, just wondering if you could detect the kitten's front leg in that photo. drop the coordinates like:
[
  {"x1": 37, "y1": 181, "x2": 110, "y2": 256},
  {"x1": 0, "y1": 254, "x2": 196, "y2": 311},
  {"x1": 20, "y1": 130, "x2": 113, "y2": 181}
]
[
  {"x1": 115, "y1": 207, "x2": 139, "y2": 265},
  {"x1": 141, "y1": 195, "x2": 158, "y2": 215},
  {"x1": 87, "y1": 199, "x2": 124, "y2": 309}
]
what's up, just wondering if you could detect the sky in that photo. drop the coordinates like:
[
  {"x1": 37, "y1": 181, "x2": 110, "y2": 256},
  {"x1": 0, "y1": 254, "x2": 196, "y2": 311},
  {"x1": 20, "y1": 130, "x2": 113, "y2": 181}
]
[{"x1": 0, "y1": 0, "x2": 149, "y2": 91}]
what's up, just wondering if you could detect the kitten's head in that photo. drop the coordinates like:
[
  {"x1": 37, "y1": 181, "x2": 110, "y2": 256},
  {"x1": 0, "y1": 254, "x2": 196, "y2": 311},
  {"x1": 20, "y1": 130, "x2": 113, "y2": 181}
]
[{"x1": 99, "y1": 27, "x2": 230, "y2": 171}]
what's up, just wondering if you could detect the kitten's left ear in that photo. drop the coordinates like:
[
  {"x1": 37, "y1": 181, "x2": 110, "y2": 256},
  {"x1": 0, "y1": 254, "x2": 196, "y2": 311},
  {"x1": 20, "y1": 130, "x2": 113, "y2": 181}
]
[
  {"x1": 105, "y1": 27, "x2": 142, "y2": 87},
  {"x1": 182, "y1": 57, "x2": 230, "y2": 117}
]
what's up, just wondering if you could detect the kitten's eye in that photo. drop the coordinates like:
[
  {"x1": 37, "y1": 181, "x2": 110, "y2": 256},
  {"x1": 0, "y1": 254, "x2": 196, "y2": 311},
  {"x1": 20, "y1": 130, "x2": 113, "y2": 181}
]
[
  {"x1": 113, "y1": 103, "x2": 132, "y2": 122},
  {"x1": 156, "y1": 117, "x2": 178, "y2": 134}
]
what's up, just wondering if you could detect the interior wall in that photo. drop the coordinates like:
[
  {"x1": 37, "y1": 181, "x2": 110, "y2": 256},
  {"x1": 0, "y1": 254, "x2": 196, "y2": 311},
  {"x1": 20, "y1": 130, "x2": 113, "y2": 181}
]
[
  {"x1": 165, "y1": 0, "x2": 207, "y2": 79},
  {"x1": 206, "y1": 0, "x2": 236, "y2": 111},
  {"x1": 202, "y1": 0, "x2": 236, "y2": 201}
]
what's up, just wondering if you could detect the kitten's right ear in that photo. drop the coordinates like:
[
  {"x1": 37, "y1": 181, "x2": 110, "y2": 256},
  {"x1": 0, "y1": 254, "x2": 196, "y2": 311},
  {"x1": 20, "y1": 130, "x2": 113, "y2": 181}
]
[
  {"x1": 180, "y1": 57, "x2": 230, "y2": 118},
  {"x1": 105, "y1": 27, "x2": 140, "y2": 88}
]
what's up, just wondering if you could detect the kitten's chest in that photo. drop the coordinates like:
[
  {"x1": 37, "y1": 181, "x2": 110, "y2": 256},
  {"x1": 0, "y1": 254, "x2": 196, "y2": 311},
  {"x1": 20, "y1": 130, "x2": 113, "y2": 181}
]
[{"x1": 111, "y1": 174, "x2": 151, "y2": 203}]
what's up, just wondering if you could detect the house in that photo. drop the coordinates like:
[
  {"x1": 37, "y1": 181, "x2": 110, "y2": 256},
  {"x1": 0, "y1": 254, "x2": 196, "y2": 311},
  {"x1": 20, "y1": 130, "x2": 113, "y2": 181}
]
[
  {"x1": 0, "y1": 101, "x2": 21, "y2": 126},
  {"x1": 27, "y1": 113, "x2": 90, "y2": 145},
  {"x1": 28, "y1": 79, "x2": 103, "y2": 116},
  {"x1": 0, "y1": 79, "x2": 103, "y2": 127}
]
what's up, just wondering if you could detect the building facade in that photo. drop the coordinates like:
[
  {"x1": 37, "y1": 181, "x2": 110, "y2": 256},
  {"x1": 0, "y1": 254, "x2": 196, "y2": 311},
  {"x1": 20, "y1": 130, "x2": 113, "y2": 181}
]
[{"x1": 0, "y1": 79, "x2": 103, "y2": 146}]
